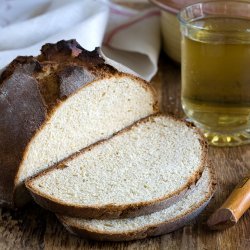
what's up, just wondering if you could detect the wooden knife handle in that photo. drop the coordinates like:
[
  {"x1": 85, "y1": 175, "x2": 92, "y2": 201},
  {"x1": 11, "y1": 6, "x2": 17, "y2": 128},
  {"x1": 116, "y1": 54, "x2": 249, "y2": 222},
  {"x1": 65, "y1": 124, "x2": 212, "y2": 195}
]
[{"x1": 207, "y1": 176, "x2": 250, "y2": 230}]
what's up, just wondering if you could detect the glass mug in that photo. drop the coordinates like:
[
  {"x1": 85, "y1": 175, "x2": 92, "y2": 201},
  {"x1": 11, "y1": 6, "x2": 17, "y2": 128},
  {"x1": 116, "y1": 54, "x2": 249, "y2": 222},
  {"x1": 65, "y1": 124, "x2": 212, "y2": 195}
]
[{"x1": 178, "y1": 1, "x2": 250, "y2": 146}]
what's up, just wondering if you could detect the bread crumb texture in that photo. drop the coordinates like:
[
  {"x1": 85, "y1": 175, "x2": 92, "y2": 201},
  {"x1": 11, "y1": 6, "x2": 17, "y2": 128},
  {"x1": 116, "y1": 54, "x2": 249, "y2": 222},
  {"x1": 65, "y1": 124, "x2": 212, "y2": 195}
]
[
  {"x1": 62, "y1": 168, "x2": 211, "y2": 233},
  {"x1": 19, "y1": 77, "x2": 155, "y2": 184},
  {"x1": 31, "y1": 115, "x2": 203, "y2": 207}
]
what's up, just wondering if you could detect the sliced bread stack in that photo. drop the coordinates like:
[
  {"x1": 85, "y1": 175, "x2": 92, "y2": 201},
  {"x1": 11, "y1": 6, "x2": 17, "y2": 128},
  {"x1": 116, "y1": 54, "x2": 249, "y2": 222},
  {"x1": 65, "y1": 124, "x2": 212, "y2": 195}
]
[
  {"x1": 25, "y1": 114, "x2": 215, "y2": 241},
  {"x1": 0, "y1": 40, "x2": 215, "y2": 241},
  {"x1": 26, "y1": 114, "x2": 208, "y2": 219}
]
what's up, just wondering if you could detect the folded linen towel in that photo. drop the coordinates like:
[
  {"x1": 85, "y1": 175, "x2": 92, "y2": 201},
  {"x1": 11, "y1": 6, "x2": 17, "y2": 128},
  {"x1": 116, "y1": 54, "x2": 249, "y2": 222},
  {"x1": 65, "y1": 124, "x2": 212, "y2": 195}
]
[{"x1": 0, "y1": 0, "x2": 161, "y2": 81}]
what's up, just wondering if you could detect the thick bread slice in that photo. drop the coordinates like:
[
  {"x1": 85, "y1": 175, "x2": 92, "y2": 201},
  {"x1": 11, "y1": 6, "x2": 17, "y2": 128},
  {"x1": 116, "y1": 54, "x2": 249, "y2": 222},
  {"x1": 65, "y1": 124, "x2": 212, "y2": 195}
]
[
  {"x1": 26, "y1": 114, "x2": 207, "y2": 219},
  {"x1": 58, "y1": 167, "x2": 216, "y2": 241},
  {"x1": 0, "y1": 40, "x2": 158, "y2": 208}
]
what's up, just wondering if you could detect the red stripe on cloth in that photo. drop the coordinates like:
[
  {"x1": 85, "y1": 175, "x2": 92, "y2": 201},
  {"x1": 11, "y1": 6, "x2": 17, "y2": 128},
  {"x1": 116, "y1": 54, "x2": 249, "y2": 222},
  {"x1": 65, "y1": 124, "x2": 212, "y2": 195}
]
[
  {"x1": 104, "y1": 10, "x2": 160, "y2": 45},
  {"x1": 110, "y1": 7, "x2": 135, "y2": 17}
]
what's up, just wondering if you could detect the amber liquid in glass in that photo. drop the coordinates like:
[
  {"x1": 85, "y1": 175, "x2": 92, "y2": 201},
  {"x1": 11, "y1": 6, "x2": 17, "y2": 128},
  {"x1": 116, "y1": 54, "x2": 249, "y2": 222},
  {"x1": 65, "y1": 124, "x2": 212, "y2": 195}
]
[{"x1": 182, "y1": 17, "x2": 250, "y2": 136}]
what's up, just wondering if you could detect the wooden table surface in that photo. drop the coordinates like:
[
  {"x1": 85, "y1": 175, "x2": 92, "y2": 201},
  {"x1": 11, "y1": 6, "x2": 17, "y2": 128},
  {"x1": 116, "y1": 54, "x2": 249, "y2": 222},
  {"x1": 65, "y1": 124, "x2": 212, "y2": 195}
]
[{"x1": 1, "y1": 54, "x2": 249, "y2": 250}]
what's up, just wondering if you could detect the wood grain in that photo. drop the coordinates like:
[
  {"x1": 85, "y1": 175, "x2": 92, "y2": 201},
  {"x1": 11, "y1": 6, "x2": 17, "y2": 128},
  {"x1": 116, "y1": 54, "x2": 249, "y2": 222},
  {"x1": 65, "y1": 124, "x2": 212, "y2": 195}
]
[{"x1": 1, "y1": 54, "x2": 249, "y2": 250}]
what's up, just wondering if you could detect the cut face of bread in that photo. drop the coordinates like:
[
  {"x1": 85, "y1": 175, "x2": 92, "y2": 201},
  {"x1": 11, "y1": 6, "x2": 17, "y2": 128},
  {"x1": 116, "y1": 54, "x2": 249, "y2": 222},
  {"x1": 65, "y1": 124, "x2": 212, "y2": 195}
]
[
  {"x1": 58, "y1": 167, "x2": 215, "y2": 241},
  {"x1": 15, "y1": 75, "x2": 157, "y2": 206},
  {"x1": 26, "y1": 114, "x2": 207, "y2": 219}
]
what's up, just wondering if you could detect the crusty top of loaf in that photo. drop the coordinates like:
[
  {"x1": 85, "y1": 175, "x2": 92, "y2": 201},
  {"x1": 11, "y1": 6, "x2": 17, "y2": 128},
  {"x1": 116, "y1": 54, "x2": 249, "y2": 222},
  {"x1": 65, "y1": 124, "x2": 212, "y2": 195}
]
[
  {"x1": 0, "y1": 40, "x2": 137, "y2": 207},
  {"x1": 1, "y1": 40, "x2": 117, "y2": 110}
]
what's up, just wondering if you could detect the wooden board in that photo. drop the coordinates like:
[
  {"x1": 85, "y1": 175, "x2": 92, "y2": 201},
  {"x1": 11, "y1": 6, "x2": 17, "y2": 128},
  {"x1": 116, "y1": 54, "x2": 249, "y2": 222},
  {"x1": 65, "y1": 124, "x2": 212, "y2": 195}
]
[{"x1": 1, "y1": 54, "x2": 250, "y2": 250}]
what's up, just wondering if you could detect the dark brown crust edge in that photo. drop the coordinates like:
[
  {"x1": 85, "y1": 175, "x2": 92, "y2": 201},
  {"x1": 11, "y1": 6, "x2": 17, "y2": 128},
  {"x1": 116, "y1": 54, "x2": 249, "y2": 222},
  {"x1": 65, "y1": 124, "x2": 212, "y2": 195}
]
[
  {"x1": 25, "y1": 113, "x2": 208, "y2": 219},
  {"x1": 57, "y1": 166, "x2": 216, "y2": 242}
]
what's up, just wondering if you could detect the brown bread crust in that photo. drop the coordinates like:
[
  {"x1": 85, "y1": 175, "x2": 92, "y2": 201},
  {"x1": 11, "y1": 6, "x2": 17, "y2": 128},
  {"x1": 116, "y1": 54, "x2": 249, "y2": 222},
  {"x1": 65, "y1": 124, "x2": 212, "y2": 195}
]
[
  {"x1": 0, "y1": 71, "x2": 46, "y2": 207},
  {"x1": 0, "y1": 39, "x2": 158, "y2": 208},
  {"x1": 25, "y1": 114, "x2": 208, "y2": 219}
]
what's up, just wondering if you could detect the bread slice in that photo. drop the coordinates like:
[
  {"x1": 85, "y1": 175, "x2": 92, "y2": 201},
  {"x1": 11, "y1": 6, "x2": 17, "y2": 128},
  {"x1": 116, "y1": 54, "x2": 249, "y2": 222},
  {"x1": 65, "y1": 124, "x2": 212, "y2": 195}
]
[
  {"x1": 26, "y1": 114, "x2": 207, "y2": 219},
  {"x1": 57, "y1": 167, "x2": 215, "y2": 241},
  {"x1": 0, "y1": 40, "x2": 158, "y2": 208}
]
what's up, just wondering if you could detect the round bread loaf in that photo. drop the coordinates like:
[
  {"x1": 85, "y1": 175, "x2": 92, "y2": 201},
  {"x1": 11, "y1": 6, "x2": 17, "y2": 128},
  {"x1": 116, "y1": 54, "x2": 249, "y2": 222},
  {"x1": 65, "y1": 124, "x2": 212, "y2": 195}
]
[{"x1": 0, "y1": 40, "x2": 158, "y2": 208}]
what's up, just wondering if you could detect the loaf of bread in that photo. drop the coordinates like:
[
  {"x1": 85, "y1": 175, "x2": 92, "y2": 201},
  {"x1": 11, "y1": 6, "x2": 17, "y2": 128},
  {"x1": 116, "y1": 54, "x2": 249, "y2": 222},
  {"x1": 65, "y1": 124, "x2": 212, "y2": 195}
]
[
  {"x1": 26, "y1": 114, "x2": 207, "y2": 219},
  {"x1": 1, "y1": 39, "x2": 213, "y2": 242},
  {"x1": 57, "y1": 167, "x2": 215, "y2": 241},
  {"x1": 0, "y1": 40, "x2": 158, "y2": 208}
]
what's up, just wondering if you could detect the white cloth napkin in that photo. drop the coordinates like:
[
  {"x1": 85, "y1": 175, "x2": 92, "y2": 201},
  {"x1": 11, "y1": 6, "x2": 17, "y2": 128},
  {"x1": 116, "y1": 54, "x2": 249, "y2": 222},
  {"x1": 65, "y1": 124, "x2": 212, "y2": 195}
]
[{"x1": 0, "y1": 0, "x2": 160, "y2": 81}]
